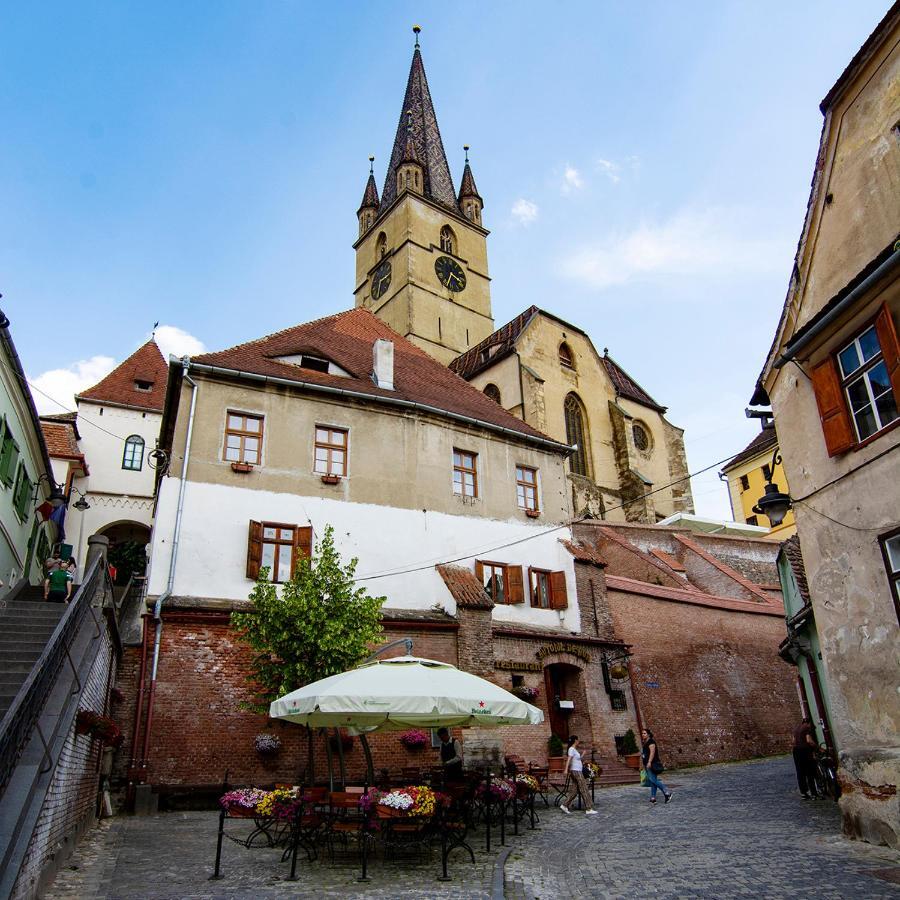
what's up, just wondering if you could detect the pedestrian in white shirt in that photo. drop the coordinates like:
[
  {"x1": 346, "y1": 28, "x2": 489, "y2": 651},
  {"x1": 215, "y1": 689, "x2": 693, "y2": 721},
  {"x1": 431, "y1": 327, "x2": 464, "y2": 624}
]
[{"x1": 559, "y1": 735, "x2": 597, "y2": 815}]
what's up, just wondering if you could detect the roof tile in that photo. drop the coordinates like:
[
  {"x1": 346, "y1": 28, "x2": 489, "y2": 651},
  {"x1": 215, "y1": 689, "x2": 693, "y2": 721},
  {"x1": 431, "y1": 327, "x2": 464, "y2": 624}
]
[
  {"x1": 39, "y1": 419, "x2": 81, "y2": 459},
  {"x1": 77, "y1": 340, "x2": 168, "y2": 412},
  {"x1": 436, "y1": 564, "x2": 494, "y2": 610}
]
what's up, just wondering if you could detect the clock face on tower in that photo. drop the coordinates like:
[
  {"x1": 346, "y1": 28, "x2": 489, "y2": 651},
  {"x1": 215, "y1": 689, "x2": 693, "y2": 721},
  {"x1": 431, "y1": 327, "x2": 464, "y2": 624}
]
[
  {"x1": 371, "y1": 259, "x2": 392, "y2": 301},
  {"x1": 434, "y1": 256, "x2": 467, "y2": 293}
]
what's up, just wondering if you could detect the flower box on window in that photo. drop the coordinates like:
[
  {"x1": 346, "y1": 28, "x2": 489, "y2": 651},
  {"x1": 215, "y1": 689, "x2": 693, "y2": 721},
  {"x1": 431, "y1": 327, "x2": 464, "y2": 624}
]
[
  {"x1": 231, "y1": 461, "x2": 254, "y2": 473},
  {"x1": 525, "y1": 509, "x2": 540, "y2": 519},
  {"x1": 320, "y1": 474, "x2": 341, "y2": 485}
]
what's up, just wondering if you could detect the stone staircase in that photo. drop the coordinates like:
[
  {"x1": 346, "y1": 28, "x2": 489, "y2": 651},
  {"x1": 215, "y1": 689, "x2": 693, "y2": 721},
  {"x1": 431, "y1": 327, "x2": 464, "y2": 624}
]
[
  {"x1": 594, "y1": 756, "x2": 641, "y2": 786},
  {"x1": 0, "y1": 592, "x2": 66, "y2": 719}
]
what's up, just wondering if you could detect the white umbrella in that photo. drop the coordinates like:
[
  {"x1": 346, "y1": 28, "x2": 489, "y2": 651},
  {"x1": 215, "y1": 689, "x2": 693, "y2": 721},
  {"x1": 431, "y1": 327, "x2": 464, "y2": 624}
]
[{"x1": 268, "y1": 655, "x2": 544, "y2": 730}]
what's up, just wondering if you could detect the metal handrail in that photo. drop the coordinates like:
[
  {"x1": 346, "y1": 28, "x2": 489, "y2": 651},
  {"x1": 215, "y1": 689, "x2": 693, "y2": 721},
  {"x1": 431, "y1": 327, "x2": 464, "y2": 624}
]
[{"x1": 0, "y1": 556, "x2": 106, "y2": 799}]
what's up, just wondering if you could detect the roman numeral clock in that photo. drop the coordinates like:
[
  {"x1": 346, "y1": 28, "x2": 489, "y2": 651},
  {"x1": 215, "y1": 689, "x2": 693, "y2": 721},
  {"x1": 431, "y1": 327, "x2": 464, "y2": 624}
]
[{"x1": 435, "y1": 256, "x2": 466, "y2": 293}]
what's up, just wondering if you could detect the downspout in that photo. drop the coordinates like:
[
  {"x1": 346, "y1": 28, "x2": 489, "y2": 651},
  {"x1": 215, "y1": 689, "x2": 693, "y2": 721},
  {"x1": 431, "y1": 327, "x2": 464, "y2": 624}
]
[{"x1": 140, "y1": 359, "x2": 198, "y2": 774}]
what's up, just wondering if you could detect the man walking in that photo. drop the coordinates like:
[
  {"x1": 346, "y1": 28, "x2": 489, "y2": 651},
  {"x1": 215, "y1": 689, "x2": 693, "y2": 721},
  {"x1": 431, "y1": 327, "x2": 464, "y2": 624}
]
[{"x1": 792, "y1": 717, "x2": 818, "y2": 799}]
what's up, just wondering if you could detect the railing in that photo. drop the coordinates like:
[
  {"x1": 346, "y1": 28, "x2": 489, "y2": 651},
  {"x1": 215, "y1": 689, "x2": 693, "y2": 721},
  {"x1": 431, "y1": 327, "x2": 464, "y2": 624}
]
[{"x1": 0, "y1": 557, "x2": 107, "y2": 800}]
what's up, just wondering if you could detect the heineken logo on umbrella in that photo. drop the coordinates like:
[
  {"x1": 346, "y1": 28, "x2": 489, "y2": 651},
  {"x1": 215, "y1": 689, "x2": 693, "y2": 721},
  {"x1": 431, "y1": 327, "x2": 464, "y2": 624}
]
[{"x1": 472, "y1": 700, "x2": 492, "y2": 716}]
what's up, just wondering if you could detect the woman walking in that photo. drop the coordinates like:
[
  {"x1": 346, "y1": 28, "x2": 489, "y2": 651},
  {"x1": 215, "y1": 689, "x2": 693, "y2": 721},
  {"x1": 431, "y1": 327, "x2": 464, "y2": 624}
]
[
  {"x1": 641, "y1": 728, "x2": 673, "y2": 804},
  {"x1": 559, "y1": 735, "x2": 598, "y2": 816}
]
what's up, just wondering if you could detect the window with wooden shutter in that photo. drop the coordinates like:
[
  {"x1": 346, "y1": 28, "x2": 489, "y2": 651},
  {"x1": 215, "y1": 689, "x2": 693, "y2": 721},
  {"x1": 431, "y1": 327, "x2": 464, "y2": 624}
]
[
  {"x1": 293, "y1": 526, "x2": 313, "y2": 565},
  {"x1": 13, "y1": 464, "x2": 32, "y2": 521},
  {"x1": 506, "y1": 565, "x2": 525, "y2": 604},
  {"x1": 811, "y1": 356, "x2": 854, "y2": 457},
  {"x1": 0, "y1": 421, "x2": 20, "y2": 488},
  {"x1": 549, "y1": 571, "x2": 569, "y2": 610},
  {"x1": 528, "y1": 567, "x2": 551, "y2": 608},
  {"x1": 247, "y1": 520, "x2": 263, "y2": 579},
  {"x1": 875, "y1": 303, "x2": 900, "y2": 410}
]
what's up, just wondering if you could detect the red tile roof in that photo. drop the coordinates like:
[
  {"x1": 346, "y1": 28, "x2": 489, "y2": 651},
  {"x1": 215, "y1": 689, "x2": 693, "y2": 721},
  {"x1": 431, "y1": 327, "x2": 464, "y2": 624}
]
[
  {"x1": 560, "y1": 539, "x2": 607, "y2": 568},
  {"x1": 436, "y1": 564, "x2": 494, "y2": 610},
  {"x1": 77, "y1": 340, "x2": 168, "y2": 412},
  {"x1": 780, "y1": 535, "x2": 811, "y2": 608},
  {"x1": 39, "y1": 419, "x2": 81, "y2": 459},
  {"x1": 191, "y1": 308, "x2": 561, "y2": 448},
  {"x1": 601, "y1": 354, "x2": 666, "y2": 413},
  {"x1": 722, "y1": 423, "x2": 778, "y2": 473}
]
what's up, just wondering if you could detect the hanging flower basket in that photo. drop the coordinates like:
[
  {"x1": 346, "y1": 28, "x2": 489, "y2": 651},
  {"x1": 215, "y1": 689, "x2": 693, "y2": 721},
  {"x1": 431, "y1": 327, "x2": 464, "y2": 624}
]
[
  {"x1": 399, "y1": 729, "x2": 429, "y2": 750},
  {"x1": 254, "y1": 733, "x2": 282, "y2": 757},
  {"x1": 512, "y1": 685, "x2": 539, "y2": 701},
  {"x1": 75, "y1": 710, "x2": 124, "y2": 748}
]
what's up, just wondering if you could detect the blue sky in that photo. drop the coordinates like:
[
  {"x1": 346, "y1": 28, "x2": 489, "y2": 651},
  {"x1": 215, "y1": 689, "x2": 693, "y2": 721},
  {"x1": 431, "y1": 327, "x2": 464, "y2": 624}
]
[{"x1": 1, "y1": 1, "x2": 890, "y2": 518}]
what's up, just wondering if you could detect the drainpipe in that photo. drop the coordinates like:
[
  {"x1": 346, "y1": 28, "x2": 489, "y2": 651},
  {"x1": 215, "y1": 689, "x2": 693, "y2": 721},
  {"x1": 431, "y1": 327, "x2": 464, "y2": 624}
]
[{"x1": 140, "y1": 359, "x2": 198, "y2": 774}]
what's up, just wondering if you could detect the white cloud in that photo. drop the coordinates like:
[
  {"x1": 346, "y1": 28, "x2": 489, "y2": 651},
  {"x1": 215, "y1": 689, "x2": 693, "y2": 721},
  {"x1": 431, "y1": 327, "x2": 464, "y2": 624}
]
[
  {"x1": 511, "y1": 198, "x2": 539, "y2": 226},
  {"x1": 30, "y1": 356, "x2": 116, "y2": 415},
  {"x1": 561, "y1": 165, "x2": 584, "y2": 194},
  {"x1": 151, "y1": 325, "x2": 206, "y2": 361},
  {"x1": 561, "y1": 207, "x2": 785, "y2": 290},
  {"x1": 595, "y1": 158, "x2": 621, "y2": 184}
]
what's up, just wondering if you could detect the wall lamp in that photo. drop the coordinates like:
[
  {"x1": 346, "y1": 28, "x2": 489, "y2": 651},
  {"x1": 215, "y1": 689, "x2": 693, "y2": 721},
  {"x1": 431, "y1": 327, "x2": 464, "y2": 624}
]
[
  {"x1": 71, "y1": 487, "x2": 91, "y2": 512},
  {"x1": 752, "y1": 449, "x2": 793, "y2": 528},
  {"x1": 33, "y1": 473, "x2": 65, "y2": 509}
]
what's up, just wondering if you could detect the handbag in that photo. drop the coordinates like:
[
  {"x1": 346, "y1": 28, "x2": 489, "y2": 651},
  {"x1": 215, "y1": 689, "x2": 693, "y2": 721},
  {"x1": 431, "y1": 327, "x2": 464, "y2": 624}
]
[
  {"x1": 650, "y1": 760, "x2": 664, "y2": 774},
  {"x1": 639, "y1": 768, "x2": 649, "y2": 786}
]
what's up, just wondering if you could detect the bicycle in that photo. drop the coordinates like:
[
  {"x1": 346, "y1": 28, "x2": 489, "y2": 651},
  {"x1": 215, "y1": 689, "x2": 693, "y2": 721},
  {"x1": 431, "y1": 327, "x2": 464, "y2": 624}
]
[{"x1": 812, "y1": 744, "x2": 840, "y2": 801}]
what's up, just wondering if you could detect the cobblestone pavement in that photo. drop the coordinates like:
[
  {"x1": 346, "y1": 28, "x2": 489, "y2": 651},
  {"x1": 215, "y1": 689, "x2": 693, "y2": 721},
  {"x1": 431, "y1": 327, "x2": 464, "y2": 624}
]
[
  {"x1": 506, "y1": 755, "x2": 900, "y2": 899},
  {"x1": 44, "y1": 757, "x2": 899, "y2": 899}
]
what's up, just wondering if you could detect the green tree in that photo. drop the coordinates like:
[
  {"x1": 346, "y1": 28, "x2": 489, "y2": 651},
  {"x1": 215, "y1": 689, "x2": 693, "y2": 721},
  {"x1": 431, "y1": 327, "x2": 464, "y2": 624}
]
[{"x1": 232, "y1": 524, "x2": 385, "y2": 713}]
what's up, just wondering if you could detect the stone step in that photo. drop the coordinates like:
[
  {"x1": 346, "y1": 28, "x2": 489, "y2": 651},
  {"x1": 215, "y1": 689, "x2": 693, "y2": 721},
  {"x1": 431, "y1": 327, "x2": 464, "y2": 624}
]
[
  {"x1": 0, "y1": 648, "x2": 45, "y2": 662},
  {"x1": 0, "y1": 639, "x2": 50, "y2": 653}
]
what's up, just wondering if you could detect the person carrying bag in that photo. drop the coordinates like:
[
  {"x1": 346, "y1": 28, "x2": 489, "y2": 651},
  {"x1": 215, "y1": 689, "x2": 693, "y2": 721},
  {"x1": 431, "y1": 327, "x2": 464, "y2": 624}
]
[{"x1": 641, "y1": 727, "x2": 673, "y2": 804}]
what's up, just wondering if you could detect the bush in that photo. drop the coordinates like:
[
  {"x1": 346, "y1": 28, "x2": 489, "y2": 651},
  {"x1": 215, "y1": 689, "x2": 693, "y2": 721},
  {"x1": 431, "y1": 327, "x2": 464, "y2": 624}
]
[
  {"x1": 621, "y1": 728, "x2": 639, "y2": 755},
  {"x1": 548, "y1": 733, "x2": 564, "y2": 756}
]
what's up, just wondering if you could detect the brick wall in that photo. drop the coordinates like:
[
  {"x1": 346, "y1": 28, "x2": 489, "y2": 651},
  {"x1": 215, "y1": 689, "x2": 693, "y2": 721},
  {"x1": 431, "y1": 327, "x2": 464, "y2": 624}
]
[
  {"x1": 606, "y1": 588, "x2": 796, "y2": 766},
  {"x1": 13, "y1": 627, "x2": 116, "y2": 900}
]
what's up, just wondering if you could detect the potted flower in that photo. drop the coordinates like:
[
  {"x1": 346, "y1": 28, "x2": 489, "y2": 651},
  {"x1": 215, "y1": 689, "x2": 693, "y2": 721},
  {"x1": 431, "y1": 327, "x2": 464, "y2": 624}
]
[
  {"x1": 320, "y1": 473, "x2": 341, "y2": 485},
  {"x1": 584, "y1": 762, "x2": 602, "y2": 781},
  {"x1": 620, "y1": 728, "x2": 641, "y2": 769},
  {"x1": 399, "y1": 729, "x2": 429, "y2": 751},
  {"x1": 231, "y1": 461, "x2": 253, "y2": 473},
  {"x1": 512, "y1": 685, "x2": 539, "y2": 702},
  {"x1": 514, "y1": 772, "x2": 539, "y2": 797},
  {"x1": 220, "y1": 787, "x2": 268, "y2": 817},
  {"x1": 547, "y1": 733, "x2": 566, "y2": 772},
  {"x1": 475, "y1": 777, "x2": 515, "y2": 802},
  {"x1": 254, "y1": 733, "x2": 282, "y2": 757},
  {"x1": 75, "y1": 710, "x2": 124, "y2": 748}
]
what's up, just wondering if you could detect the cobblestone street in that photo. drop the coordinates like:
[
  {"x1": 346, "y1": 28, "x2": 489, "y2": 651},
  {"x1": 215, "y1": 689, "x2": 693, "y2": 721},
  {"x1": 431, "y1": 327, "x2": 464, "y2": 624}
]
[{"x1": 45, "y1": 757, "x2": 899, "y2": 899}]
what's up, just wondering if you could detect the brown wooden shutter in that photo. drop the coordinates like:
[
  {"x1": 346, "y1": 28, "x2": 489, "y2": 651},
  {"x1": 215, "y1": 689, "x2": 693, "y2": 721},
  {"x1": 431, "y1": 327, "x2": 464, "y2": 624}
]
[
  {"x1": 811, "y1": 356, "x2": 854, "y2": 457},
  {"x1": 475, "y1": 560, "x2": 484, "y2": 586},
  {"x1": 875, "y1": 303, "x2": 900, "y2": 407},
  {"x1": 549, "y1": 571, "x2": 569, "y2": 610},
  {"x1": 246, "y1": 520, "x2": 263, "y2": 579},
  {"x1": 294, "y1": 526, "x2": 313, "y2": 562},
  {"x1": 506, "y1": 565, "x2": 525, "y2": 604}
]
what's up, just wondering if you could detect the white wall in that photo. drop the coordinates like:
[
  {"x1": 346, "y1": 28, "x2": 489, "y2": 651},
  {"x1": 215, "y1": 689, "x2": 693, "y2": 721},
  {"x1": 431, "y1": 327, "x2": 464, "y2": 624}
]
[{"x1": 147, "y1": 477, "x2": 581, "y2": 632}]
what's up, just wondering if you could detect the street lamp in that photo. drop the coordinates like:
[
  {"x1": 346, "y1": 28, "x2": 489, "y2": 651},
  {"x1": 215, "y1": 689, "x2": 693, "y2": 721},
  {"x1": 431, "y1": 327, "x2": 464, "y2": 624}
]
[
  {"x1": 72, "y1": 488, "x2": 91, "y2": 512},
  {"x1": 752, "y1": 450, "x2": 792, "y2": 527},
  {"x1": 33, "y1": 473, "x2": 65, "y2": 509}
]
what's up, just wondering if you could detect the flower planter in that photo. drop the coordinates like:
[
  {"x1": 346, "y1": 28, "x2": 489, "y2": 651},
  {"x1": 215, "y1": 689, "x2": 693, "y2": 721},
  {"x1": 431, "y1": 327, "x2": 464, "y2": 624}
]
[
  {"x1": 226, "y1": 806, "x2": 260, "y2": 818},
  {"x1": 548, "y1": 756, "x2": 566, "y2": 773},
  {"x1": 623, "y1": 753, "x2": 642, "y2": 770},
  {"x1": 525, "y1": 509, "x2": 540, "y2": 519},
  {"x1": 320, "y1": 474, "x2": 341, "y2": 485},
  {"x1": 231, "y1": 462, "x2": 253, "y2": 473}
]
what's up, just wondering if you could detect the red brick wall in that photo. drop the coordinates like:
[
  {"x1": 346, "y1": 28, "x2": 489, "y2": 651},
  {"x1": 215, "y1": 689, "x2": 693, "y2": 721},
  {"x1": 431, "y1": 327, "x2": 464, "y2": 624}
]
[{"x1": 606, "y1": 588, "x2": 796, "y2": 766}]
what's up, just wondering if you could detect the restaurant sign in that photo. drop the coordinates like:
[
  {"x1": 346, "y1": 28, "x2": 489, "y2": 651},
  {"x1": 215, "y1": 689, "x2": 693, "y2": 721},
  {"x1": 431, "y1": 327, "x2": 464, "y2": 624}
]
[
  {"x1": 535, "y1": 642, "x2": 592, "y2": 664},
  {"x1": 495, "y1": 659, "x2": 543, "y2": 673}
]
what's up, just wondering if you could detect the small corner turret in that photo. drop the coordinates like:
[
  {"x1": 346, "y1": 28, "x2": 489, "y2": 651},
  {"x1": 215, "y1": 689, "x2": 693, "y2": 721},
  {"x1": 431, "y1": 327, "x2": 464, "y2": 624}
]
[
  {"x1": 458, "y1": 146, "x2": 483, "y2": 225},
  {"x1": 358, "y1": 156, "x2": 380, "y2": 237}
]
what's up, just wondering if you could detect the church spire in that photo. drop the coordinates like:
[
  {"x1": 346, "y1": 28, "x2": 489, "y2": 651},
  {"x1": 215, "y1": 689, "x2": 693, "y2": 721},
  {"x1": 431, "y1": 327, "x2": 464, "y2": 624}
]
[
  {"x1": 357, "y1": 156, "x2": 379, "y2": 236},
  {"x1": 458, "y1": 145, "x2": 483, "y2": 225},
  {"x1": 380, "y1": 28, "x2": 458, "y2": 214}
]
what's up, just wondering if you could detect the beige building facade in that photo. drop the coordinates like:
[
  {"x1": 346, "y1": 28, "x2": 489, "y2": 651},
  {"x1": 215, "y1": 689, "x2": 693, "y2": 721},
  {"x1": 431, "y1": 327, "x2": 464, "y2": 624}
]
[{"x1": 754, "y1": 5, "x2": 900, "y2": 848}]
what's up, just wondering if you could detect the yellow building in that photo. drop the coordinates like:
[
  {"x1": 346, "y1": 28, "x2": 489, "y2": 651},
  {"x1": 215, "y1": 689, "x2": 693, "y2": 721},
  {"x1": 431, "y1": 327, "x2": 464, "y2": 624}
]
[{"x1": 721, "y1": 422, "x2": 795, "y2": 539}]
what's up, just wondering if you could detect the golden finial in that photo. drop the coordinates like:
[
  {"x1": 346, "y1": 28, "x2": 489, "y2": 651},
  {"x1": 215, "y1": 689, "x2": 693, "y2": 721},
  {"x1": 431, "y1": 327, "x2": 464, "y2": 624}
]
[
  {"x1": 368, "y1": 155, "x2": 375, "y2": 174},
  {"x1": 413, "y1": 25, "x2": 421, "y2": 47}
]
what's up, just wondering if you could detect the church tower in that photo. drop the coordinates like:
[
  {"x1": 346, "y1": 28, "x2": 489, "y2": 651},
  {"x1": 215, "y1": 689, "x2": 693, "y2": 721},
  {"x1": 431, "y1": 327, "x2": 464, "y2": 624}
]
[{"x1": 353, "y1": 28, "x2": 494, "y2": 364}]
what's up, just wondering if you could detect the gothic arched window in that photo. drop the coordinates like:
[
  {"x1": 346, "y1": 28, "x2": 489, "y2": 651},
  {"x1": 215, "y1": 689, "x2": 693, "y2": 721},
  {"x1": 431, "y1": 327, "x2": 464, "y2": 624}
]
[
  {"x1": 376, "y1": 232, "x2": 387, "y2": 260},
  {"x1": 564, "y1": 393, "x2": 591, "y2": 477},
  {"x1": 558, "y1": 342, "x2": 575, "y2": 369},
  {"x1": 484, "y1": 383, "x2": 502, "y2": 405},
  {"x1": 122, "y1": 435, "x2": 145, "y2": 471},
  {"x1": 440, "y1": 226, "x2": 455, "y2": 254}
]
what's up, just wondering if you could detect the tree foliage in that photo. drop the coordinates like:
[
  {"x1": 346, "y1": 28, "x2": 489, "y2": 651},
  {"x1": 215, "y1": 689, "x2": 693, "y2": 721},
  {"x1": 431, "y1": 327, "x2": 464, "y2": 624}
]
[{"x1": 232, "y1": 525, "x2": 385, "y2": 713}]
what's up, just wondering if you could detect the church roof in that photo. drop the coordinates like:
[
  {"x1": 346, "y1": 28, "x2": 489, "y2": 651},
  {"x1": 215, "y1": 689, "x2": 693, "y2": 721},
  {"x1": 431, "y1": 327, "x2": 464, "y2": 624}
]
[
  {"x1": 458, "y1": 161, "x2": 482, "y2": 202},
  {"x1": 379, "y1": 46, "x2": 458, "y2": 215},
  {"x1": 358, "y1": 171, "x2": 379, "y2": 212},
  {"x1": 449, "y1": 306, "x2": 667, "y2": 413},
  {"x1": 190, "y1": 308, "x2": 564, "y2": 450},
  {"x1": 77, "y1": 339, "x2": 168, "y2": 412}
]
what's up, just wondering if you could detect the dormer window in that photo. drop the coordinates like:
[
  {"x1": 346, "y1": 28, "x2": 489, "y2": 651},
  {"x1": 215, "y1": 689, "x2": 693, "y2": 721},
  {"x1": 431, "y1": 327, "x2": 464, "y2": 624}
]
[
  {"x1": 440, "y1": 226, "x2": 455, "y2": 254},
  {"x1": 134, "y1": 379, "x2": 154, "y2": 392},
  {"x1": 298, "y1": 355, "x2": 329, "y2": 373}
]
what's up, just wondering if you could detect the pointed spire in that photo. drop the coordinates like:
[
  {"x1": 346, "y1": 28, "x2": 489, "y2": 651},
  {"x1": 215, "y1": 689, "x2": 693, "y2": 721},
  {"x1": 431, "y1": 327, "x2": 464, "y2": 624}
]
[
  {"x1": 458, "y1": 145, "x2": 482, "y2": 203},
  {"x1": 380, "y1": 30, "x2": 458, "y2": 214},
  {"x1": 358, "y1": 156, "x2": 380, "y2": 212}
]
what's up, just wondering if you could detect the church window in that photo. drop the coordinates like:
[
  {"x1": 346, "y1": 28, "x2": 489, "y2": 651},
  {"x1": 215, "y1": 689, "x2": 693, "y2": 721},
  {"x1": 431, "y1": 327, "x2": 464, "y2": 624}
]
[
  {"x1": 558, "y1": 342, "x2": 575, "y2": 369},
  {"x1": 484, "y1": 383, "x2": 502, "y2": 405},
  {"x1": 122, "y1": 435, "x2": 145, "y2": 471},
  {"x1": 224, "y1": 412, "x2": 263, "y2": 465},
  {"x1": 452, "y1": 448, "x2": 478, "y2": 498},
  {"x1": 376, "y1": 232, "x2": 387, "y2": 260},
  {"x1": 632, "y1": 422, "x2": 650, "y2": 452},
  {"x1": 440, "y1": 226, "x2": 455, "y2": 254},
  {"x1": 414, "y1": 171, "x2": 419, "y2": 189},
  {"x1": 564, "y1": 393, "x2": 592, "y2": 477}
]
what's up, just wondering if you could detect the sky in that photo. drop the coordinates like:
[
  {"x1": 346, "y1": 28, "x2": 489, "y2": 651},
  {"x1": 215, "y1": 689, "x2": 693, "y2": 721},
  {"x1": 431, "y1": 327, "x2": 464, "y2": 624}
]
[{"x1": 1, "y1": 1, "x2": 891, "y2": 519}]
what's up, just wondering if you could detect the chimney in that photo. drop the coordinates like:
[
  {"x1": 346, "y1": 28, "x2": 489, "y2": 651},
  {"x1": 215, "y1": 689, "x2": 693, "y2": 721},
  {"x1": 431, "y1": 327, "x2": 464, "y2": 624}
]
[{"x1": 372, "y1": 338, "x2": 394, "y2": 390}]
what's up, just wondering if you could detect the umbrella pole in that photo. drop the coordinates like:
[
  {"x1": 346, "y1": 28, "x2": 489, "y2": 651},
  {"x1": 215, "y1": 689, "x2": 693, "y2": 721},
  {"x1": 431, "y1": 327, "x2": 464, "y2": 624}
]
[
  {"x1": 323, "y1": 728, "x2": 334, "y2": 792},
  {"x1": 335, "y1": 728, "x2": 347, "y2": 789},
  {"x1": 484, "y1": 769, "x2": 492, "y2": 853},
  {"x1": 359, "y1": 734, "x2": 375, "y2": 785},
  {"x1": 304, "y1": 726, "x2": 314, "y2": 784}
]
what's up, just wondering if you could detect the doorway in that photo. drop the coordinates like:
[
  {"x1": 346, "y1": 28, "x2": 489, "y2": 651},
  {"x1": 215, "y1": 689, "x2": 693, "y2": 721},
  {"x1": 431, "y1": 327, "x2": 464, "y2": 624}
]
[{"x1": 544, "y1": 662, "x2": 581, "y2": 741}]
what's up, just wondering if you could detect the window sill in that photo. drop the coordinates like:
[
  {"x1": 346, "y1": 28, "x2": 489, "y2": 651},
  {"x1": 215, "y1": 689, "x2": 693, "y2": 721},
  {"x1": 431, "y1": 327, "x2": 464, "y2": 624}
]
[
  {"x1": 852, "y1": 417, "x2": 900, "y2": 453},
  {"x1": 524, "y1": 509, "x2": 541, "y2": 519},
  {"x1": 231, "y1": 462, "x2": 254, "y2": 473},
  {"x1": 320, "y1": 474, "x2": 341, "y2": 485}
]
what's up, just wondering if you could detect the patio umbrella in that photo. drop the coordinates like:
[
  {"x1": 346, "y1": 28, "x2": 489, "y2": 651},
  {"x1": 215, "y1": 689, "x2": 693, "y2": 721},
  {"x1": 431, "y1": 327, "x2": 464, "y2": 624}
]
[{"x1": 269, "y1": 655, "x2": 544, "y2": 730}]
